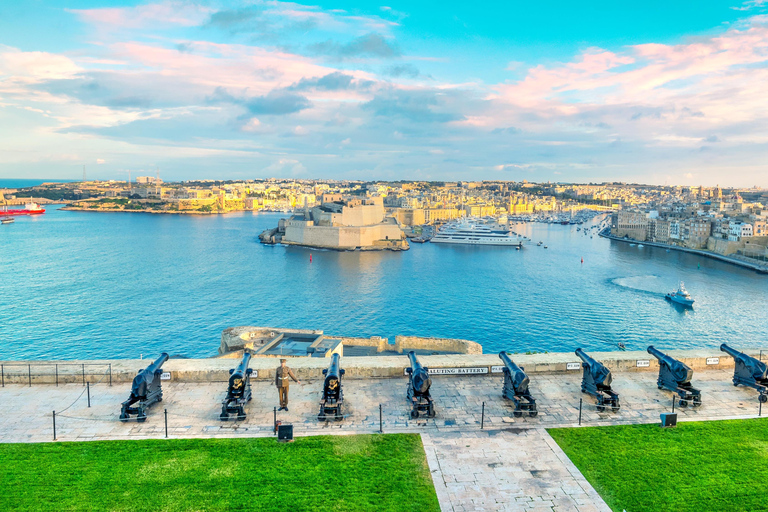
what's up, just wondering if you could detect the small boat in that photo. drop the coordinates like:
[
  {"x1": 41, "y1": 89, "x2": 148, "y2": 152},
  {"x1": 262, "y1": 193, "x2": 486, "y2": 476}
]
[
  {"x1": 665, "y1": 281, "x2": 695, "y2": 307},
  {"x1": 638, "y1": 244, "x2": 644, "y2": 248},
  {"x1": 629, "y1": 243, "x2": 636, "y2": 247},
  {"x1": 410, "y1": 237, "x2": 428, "y2": 243},
  {"x1": 1, "y1": 217, "x2": 14, "y2": 224},
  {"x1": 544, "y1": 245, "x2": 548, "y2": 249},
  {"x1": 617, "y1": 342, "x2": 626, "y2": 351}
]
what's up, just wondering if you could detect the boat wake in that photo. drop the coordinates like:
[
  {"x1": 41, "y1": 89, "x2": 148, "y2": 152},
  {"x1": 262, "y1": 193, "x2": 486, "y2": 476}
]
[{"x1": 610, "y1": 275, "x2": 665, "y2": 295}]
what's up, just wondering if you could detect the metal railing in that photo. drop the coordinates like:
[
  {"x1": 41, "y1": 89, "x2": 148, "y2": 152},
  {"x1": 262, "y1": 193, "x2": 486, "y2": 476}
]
[{"x1": 0, "y1": 363, "x2": 112, "y2": 387}]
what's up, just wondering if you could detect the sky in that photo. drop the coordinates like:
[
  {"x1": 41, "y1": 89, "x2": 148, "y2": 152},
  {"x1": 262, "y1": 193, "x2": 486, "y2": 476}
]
[{"x1": 1, "y1": 1, "x2": 768, "y2": 185}]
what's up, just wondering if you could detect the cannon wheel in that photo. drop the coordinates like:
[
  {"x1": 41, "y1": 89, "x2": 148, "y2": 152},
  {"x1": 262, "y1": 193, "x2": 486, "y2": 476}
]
[
  {"x1": 119, "y1": 414, "x2": 129, "y2": 422},
  {"x1": 596, "y1": 405, "x2": 606, "y2": 413},
  {"x1": 679, "y1": 399, "x2": 688, "y2": 408},
  {"x1": 219, "y1": 413, "x2": 228, "y2": 421},
  {"x1": 611, "y1": 406, "x2": 620, "y2": 412},
  {"x1": 410, "y1": 409, "x2": 419, "y2": 419},
  {"x1": 529, "y1": 410, "x2": 538, "y2": 418},
  {"x1": 693, "y1": 399, "x2": 702, "y2": 407},
  {"x1": 137, "y1": 414, "x2": 147, "y2": 423},
  {"x1": 513, "y1": 410, "x2": 523, "y2": 418},
  {"x1": 335, "y1": 405, "x2": 343, "y2": 421},
  {"x1": 318, "y1": 413, "x2": 326, "y2": 421},
  {"x1": 427, "y1": 404, "x2": 435, "y2": 418},
  {"x1": 760, "y1": 394, "x2": 768, "y2": 404},
  {"x1": 237, "y1": 413, "x2": 246, "y2": 422}
]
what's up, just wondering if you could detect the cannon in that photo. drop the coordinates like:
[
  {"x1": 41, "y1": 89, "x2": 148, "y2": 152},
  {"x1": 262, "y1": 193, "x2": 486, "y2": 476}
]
[
  {"x1": 499, "y1": 352, "x2": 537, "y2": 417},
  {"x1": 647, "y1": 346, "x2": 701, "y2": 407},
  {"x1": 220, "y1": 351, "x2": 254, "y2": 421},
  {"x1": 119, "y1": 353, "x2": 169, "y2": 422},
  {"x1": 318, "y1": 353, "x2": 345, "y2": 421},
  {"x1": 721, "y1": 344, "x2": 768, "y2": 403},
  {"x1": 405, "y1": 351, "x2": 435, "y2": 418},
  {"x1": 575, "y1": 348, "x2": 620, "y2": 412}
]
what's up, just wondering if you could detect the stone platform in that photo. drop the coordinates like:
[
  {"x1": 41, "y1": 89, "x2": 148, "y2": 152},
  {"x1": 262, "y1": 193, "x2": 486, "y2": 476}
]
[{"x1": 1, "y1": 367, "x2": 764, "y2": 512}]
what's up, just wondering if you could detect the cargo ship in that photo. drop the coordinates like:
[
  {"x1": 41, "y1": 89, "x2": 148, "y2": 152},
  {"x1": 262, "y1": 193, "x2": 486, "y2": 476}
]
[{"x1": 2, "y1": 203, "x2": 46, "y2": 216}]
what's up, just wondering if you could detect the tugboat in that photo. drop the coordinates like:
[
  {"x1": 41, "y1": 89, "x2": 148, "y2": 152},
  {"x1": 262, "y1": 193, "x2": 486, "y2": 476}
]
[{"x1": 665, "y1": 282, "x2": 695, "y2": 307}]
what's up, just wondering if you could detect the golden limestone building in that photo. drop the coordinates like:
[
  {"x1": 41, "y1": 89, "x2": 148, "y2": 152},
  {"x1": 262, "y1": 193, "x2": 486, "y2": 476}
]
[{"x1": 280, "y1": 195, "x2": 409, "y2": 251}]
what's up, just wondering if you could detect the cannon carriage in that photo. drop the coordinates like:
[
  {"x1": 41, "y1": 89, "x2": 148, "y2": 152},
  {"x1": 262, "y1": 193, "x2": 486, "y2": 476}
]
[
  {"x1": 721, "y1": 344, "x2": 768, "y2": 403},
  {"x1": 499, "y1": 351, "x2": 537, "y2": 417},
  {"x1": 405, "y1": 351, "x2": 435, "y2": 419},
  {"x1": 648, "y1": 346, "x2": 701, "y2": 407},
  {"x1": 318, "y1": 353, "x2": 345, "y2": 421},
  {"x1": 220, "y1": 351, "x2": 254, "y2": 421},
  {"x1": 119, "y1": 353, "x2": 169, "y2": 422},
  {"x1": 575, "y1": 348, "x2": 620, "y2": 412}
]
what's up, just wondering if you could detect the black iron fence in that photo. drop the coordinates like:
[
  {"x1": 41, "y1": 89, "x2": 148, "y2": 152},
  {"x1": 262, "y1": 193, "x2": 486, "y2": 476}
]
[{"x1": 0, "y1": 363, "x2": 112, "y2": 387}]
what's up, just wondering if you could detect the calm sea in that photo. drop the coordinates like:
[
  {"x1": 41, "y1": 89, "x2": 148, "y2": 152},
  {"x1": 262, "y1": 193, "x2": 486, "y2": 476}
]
[{"x1": 1, "y1": 206, "x2": 766, "y2": 360}]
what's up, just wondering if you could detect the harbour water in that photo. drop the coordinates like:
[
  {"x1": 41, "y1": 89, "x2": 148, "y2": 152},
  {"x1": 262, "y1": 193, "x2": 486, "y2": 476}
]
[{"x1": 1, "y1": 206, "x2": 766, "y2": 360}]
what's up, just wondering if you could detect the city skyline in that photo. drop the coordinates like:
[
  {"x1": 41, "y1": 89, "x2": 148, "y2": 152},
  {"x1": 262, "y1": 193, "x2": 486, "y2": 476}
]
[{"x1": 2, "y1": 1, "x2": 768, "y2": 186}]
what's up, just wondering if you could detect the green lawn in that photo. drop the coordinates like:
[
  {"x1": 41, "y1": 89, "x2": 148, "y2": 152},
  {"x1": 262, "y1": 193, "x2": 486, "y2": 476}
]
[
  {"x1": 549, "y1": 418, "x2": 768, "y2": 512},
  {"x1": 0, "y1": 434, "x2": 439, "y2": 512}
]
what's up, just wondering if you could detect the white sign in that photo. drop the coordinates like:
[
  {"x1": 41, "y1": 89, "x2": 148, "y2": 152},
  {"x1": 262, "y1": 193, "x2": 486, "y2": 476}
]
[
  {"x1": 160, "y1": 372, "x2": 171, "y2": 380},
  {"x1": 636, "y1": 360, "x2": 651, "y2": 368},
  {"x1": 404, "y1": 367, "x2": 489, "y2": 376},
  {"x1": 706, "y1": 357, "x2": 720, "y2": 365},
  {"x1": 252, "y1": 370, "x2": 258, "y2": 378},
  {"x1": 491, "y1": 365, "x2": 505, "y2": 374},
  {"x1": 566, "y1": 362, "x2": 581, "y2": 370}
]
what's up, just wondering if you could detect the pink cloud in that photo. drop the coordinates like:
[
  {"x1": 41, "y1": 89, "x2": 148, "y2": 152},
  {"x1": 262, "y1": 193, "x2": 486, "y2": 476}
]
[{"x1": 68, "y1": 2, "x2": 212, "y2": 29}]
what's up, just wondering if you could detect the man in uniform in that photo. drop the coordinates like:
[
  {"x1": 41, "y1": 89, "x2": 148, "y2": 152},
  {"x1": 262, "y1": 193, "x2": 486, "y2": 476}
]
[{"x1": 275, "y1": 358, "x2": 301, "y2": 411}]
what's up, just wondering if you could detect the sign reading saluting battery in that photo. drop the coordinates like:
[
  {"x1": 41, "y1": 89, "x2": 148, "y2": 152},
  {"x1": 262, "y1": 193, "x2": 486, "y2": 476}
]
[{"x1": 403, "y1": 367, "x2": 488, "y2": 375}]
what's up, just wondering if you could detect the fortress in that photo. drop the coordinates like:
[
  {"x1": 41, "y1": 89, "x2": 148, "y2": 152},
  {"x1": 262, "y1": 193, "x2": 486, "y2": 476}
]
[{"x1": 259, "y1": 195, "x2": 409, "y2": 251}]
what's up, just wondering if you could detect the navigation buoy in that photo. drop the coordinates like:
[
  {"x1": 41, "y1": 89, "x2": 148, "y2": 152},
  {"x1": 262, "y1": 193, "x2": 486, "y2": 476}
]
[
  {"x1": 310, "y1": 253, "x2": 313, "y2": 263},
  {"x1": 581, "y1": 257, "x2": 584, "y2": 264}
]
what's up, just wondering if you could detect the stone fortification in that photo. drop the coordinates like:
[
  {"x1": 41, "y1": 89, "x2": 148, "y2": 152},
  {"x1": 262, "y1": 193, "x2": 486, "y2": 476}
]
[
  {"x1": 261, "y1": 196, "x2": 409, "y2": 251},
  {"x1": 219, "y1": 327, "x2": 482, "y2": 357},
  {"x1": 1, "y1": 348, "x2": 756, "y2": 385}
]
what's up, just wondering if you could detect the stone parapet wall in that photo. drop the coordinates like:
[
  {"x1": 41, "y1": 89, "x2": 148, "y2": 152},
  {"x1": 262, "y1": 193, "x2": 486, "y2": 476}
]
[
  {"x1": 394, "y1": 335, "x2": 483, "y2": 355},
  {"x1": 3, "y1": 348, "x2": 758, "y2": 385}
]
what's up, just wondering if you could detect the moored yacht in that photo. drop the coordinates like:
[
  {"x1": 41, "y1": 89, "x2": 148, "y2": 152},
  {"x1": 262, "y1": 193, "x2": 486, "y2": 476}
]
[{"x1": 431, "y1": 218, "x2": 523, "y2": 247}]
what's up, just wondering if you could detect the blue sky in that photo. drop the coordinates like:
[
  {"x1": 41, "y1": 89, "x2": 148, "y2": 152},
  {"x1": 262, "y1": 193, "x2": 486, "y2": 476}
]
[{"x1": 1, "y1": 0, "x2": 767, "y2": 185}]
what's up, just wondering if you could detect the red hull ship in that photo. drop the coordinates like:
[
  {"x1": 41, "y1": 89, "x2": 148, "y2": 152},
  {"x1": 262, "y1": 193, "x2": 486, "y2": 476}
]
[{"x1": 3, "y1": 203, "x2": 46, "y2": 216}]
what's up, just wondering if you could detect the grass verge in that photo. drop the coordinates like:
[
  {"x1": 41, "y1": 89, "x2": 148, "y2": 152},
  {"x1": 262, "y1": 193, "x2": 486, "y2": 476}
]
[
  {"x1": 0, "y1": 434, "x2": 439, "y2": 512},
  {"x1": 549, "y1": 418, "x2": 768, "y2": 512}
]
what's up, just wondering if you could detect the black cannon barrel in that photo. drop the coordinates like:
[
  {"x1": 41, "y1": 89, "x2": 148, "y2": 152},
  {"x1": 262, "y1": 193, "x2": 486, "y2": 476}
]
[
  {"x1": 408, "y1": 351, "x2": 431, "y2": 395},
  {"x1": 232, "y1": 351, "x2": 252, "y2": 378},
  {"x1": 327, "y1": 353, "x2": 341, "y2": 379},
  {"x1": 499, "y1": 351, "x2": 530, "y2": 393},
  {"x1": 721, "y1": 344, "x2": 768, "y2": 378},
  {"x1": 145, "y1": 352, "x2": 170, "y2": 374},
  {"x1": 647, "y1": 346, "x2": 679, "y2": 366},
  {"x1": 499, "y1": 351, "x2": 520, "y2": 371},
  {"x1": 575, "y1": 348, "x2": 594, "y2": 365},
  {"x1": 408, "y1": 351, "x2": 423, "y2": 372},
  {"x1": 575, "y1": 348, "x2": 612, "y2": 387},
  {"x1": 648, "y1": 346, "x2": 693, "y2": 384}
]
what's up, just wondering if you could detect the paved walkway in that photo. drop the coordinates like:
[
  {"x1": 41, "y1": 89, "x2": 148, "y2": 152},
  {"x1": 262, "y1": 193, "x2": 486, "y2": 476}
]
[
  {"x1": 1, "y1": 368, "x2": 764, "y2": 511},
  {"x1": 422, "y1": 430, "x2": 610, "y2": 512}
]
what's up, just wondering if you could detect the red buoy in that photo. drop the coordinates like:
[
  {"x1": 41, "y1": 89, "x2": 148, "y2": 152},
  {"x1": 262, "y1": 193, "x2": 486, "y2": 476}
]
[
  {"x1": 310, "y1": 253, "x2": 313, "y2": 263},
  {"x1": 581, "y1": 257, "x2": 584, "y2": 264}
]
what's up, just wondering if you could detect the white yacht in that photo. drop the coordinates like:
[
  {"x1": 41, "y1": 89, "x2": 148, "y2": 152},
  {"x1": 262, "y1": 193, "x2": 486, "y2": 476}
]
[{"x1": 431, "y1": 219, "x2": 523, "y2": 247}]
